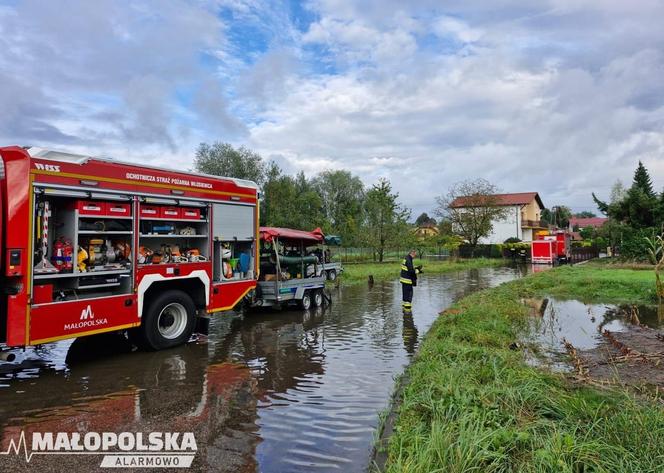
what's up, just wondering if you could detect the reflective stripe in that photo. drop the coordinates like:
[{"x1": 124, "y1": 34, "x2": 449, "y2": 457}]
[
  {"x1": 400, "y1": 278, "x2": 413, "y2": 284},
  {"x1": 402, "y1": 302, "x2": 412, "y2": 307},
  {"x1": 401, "y1": 265, "x2": 408, "y2": 271}
]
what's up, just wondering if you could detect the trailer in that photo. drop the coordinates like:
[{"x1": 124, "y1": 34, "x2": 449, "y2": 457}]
[
  {"x1": 253, "y1": 227, "x2": 327, "y2": 310},
  {"x1": 317, "y1": 234, "x2": 344, "y2": 281},
  {"x1": 0, "y1": 146, "x2": 260, "y2": 352},
  {"x1": 530, "y1": 230, "x2": 571, "y2": 264}
]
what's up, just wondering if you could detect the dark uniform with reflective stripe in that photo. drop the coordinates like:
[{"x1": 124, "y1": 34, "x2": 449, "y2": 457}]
[{"x1": 400, "y1": 253, "x2": 420, "y2": 311}]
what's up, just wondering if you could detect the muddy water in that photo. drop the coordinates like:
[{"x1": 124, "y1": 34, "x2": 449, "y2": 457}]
[
  {"x1": 0, "y1": 266, "x2": 524, "y2": 472},
  {"x1": 524, "y1": 298, "x2": 664, "y2": 370}
]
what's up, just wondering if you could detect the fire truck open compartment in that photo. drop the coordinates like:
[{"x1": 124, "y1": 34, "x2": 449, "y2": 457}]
[
  {"x1": 211, "y1": 203, "x2": 256, "y2": 283},
  {"x1": 32, "y1": 188, "x2": 135, "y2": 303}
]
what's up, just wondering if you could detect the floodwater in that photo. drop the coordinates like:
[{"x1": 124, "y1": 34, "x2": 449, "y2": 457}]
[
  {"x1": 524, "y1": 298, "x2": 664, "y2": 371},
  {"x1": 0, "y1": 266, "x2": 525, "y2": 472}
]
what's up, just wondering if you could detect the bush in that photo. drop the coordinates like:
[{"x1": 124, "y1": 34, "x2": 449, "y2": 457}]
[{"x1": 619, "y1": 227, "x2": 658, "y2": 260}]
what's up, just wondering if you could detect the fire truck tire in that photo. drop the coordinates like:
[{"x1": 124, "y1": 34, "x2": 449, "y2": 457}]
[
  {"x1": 327, "y1": 270, "x2": 337, "y2": 281},
  {"x1": 313, "y1": 289, "x2": 323, "y2": 307},
  {"x1": 300, "y1": 291, "x2": 312, "y2": 310},
  {"x1": 140, "y1": 290, "x2": 196, "y2": 350}
]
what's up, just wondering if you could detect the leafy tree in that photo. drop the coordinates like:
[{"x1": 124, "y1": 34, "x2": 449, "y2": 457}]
[
  {"x1": 574, "y1": 211, "x2": 596, "y2": 218},
  {"x1": 540, "y1": 206, "x2": 572, "y2": 228},
  {"x1": 610, "y1": 180, "x2": 627, "y2": 204},
  {"x1": 363, "y1": 179, "x2": 410, "y2": 262},
  {"x1": 579, "y1": 226, "x2": 595, "y2": 240},
  {"x1": 312, "y1": 170, "x2": 365, "y2": 245},
  {"x1": 194, "y1": 142, "x2": 266, "y2": 184},
  {"x1": 415, "y1": 212, "x2": 437, "y2": 226},
  {"x1": 434, "y1": 178, "x2": 509, "y2": 250}
]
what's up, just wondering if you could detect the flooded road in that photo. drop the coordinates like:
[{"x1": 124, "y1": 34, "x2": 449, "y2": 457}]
[{"x1": 0, "y1": 266, "x2": 525, "y2": 472}]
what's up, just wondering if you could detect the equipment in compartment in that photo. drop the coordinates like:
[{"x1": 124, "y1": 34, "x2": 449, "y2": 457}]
[
  {"x1": 34, "y1": 284, "x2": 54, "y2": 304},
  {"x1": 79, "y1": 238, "x2": 131, "y2": 271},
  {"x1": 51, "y1": 238, "x2": 74, "y2": 272},
  {"x1": 34, "y1": 200, "x2": 58, "y2": 274},
  {"x1": 140, "y1": 220, "x2": 197, "y2": 235}
]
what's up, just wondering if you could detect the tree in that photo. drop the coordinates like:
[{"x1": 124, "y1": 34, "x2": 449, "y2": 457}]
[
  {"x1": 194, "y1": 142, "x2": 266, "y2": 184},
  {"x1": 363, "y1": 178, "x2": 410, "y2": 262},
  {"x1": 593, "y1": 162, "x2": 658, "y2": 229},
  {"x1": 574, "y1": 211, "x2": 596, "y2": 218},
  {"x1": 312, "y1": 170, "x2": 365, "y2": 245},
  {"x1": 633, "y1": 161, "x2": 655, "y2": 198},
  {"x1": 434, "y1": 178, "x2": 509, "y2": 249},
  {"x1": 550, "y1": 205, "x2": 572, "y2": 228},
  {"x1": 415, "y1": 212, "x2": 437, "y2": 227}
]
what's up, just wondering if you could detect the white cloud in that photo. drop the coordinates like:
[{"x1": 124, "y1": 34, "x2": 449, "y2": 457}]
[{"x1": 2, "y1": 0, "x2": 664, "y2": 215}]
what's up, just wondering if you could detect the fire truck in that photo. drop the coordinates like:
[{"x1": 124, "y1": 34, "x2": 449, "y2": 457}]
[
  {"x1": 0, "y1": 146, "x2": 259, "y2": 351},
  {"x1": 531, "y1": 230, "x2": 571, "y2": 264}
]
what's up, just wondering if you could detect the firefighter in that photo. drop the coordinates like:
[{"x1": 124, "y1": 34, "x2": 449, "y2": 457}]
[{"x1": 400, "y1": 249, "x2": 422, "y2": 312}]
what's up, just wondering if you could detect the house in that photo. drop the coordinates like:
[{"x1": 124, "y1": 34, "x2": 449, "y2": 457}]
[
  {"x1": 413, "y1": 223, "x2": 440, "y2": 239},
  {"x1": 449, "y1": 192, "x2": 546, "y2": 244},
  {"x1": 569, "y1": 217, "x2": 608, "y2": 231}
]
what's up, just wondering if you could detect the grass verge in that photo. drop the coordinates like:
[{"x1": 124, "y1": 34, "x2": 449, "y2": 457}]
[
  {"x1": 381, "y1": 265, "x2": 664, "y2": 472},
  {"x1": 340, "y1": 258, "x2": 505, "y2": 285}
]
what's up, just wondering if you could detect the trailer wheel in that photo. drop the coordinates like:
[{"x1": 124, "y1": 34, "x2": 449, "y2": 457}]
[
  {"x1": 313, "y1": 290, "x2": 323, "y2": 307},
  {"x1": 327, "y1": 270, "x2": 337, "y2": 281},
  {"x1": 300, "y1": 291, "x2": 312, "y2": 310},
  {"x1": 140, "y1": 290, "x2": 196, "y2": 350}
]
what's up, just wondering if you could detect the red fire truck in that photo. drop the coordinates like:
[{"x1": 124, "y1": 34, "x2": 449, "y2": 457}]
[
  {"x1": 0, "y1": 146, "x2": 259, "y2": 351},
  {"x1": 531, "y1": 230, "x2": 571, "y2": 264}
]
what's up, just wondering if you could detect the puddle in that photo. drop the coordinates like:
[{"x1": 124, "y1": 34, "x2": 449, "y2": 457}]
[{"x1": 523, "y1": 298, "x2": 664, "y2": 386}]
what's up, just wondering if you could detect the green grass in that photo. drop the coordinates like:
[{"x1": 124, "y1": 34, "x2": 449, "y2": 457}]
[
  {"x1": 517, "y1": 265, "x2": 657, "y2": 304},
  {"x1": 340, "y1": 258, "x2": 505, "y2": 285},
  {"x1": 381, "y1": 266, "x2": 664, "y2": 473}
]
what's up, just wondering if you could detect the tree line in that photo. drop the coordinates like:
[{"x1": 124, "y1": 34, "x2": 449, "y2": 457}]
[{"x1": 194, "y1": 142, "x2": 412, "y2": 261}]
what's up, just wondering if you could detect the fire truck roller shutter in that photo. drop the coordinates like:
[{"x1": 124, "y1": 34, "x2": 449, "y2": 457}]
[{"x1": 212, "y1": 203, "x2": 255, "y2": 241}]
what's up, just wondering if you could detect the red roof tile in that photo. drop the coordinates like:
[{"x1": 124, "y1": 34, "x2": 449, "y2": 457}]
[
  {"x1": 450, "y1": 192, "x2": 544, "y2": 209},
  {"x1": 569, "y1": 217, "x2": 608, "y2": 228}
]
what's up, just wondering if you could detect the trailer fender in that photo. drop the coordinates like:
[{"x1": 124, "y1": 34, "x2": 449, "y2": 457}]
[
  {"x1": 294, "y1": 285, "x2": 323, "y2": 300},
  {"x1": 137, "y1": 271, "x2": 210, "y2": 317}
]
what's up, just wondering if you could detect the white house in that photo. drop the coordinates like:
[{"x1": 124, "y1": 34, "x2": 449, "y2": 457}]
[{"x1": 449, "y1": 192, "x2": 546, "y2": 244}]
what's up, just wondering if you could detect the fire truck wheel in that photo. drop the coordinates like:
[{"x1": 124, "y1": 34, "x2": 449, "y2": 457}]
[
  {"x1": 313, "y1": 290, "x2": 323, "y2": 307},
  {"x1": 300, "y1": 291, "x2": 312, "y2": 310},
  {"x1": 327, "y1": 270, "x2": 337, "y2": 281},
  {"x1": 141, "y1": 290, "x2": 196, "y2": 350}
]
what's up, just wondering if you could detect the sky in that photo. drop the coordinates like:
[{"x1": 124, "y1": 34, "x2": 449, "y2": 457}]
[{"x1": 1, "y1": 0, "x2": 663, "y2": 216}]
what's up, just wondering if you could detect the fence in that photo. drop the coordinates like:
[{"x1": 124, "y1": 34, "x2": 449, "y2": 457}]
[
  {"x1": 570, "y1": 246, "x2": 600, "y2": 263},
  {"x1": 332, "y1": 244, "x2": 600, "y2": 264},
  {"x1": 332, "y1": 247, "x2": 450, "y2": 263}
]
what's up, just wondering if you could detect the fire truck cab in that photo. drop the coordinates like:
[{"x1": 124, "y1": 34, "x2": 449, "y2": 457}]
[{"x1": 0, "y1": 146, "x2": 259, "y2": 351}]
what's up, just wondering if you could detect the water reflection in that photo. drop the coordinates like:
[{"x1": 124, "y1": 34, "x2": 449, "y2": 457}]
[
  {"x1": 401, "y1": 313, "x2": 419, "y2": 354},
  {"x1": 526, "y1": 298, "x2": 664, "y2": 365},
  {"x1": 0, "y1": 265, "x2": 525, "y2": 472}
]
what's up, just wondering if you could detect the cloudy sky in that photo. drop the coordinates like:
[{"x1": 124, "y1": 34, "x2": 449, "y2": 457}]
[{"x1": 1, "y1": 0, "x2": 663, "y2": 215}]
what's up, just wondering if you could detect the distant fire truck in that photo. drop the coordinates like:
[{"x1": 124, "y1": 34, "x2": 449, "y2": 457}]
[
  {"x1": 0, "y1": 146, "x2": 260, "y2": 351},
  {"x1": 531, "y1": 230, "x2": 571, "y2": 264}
]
